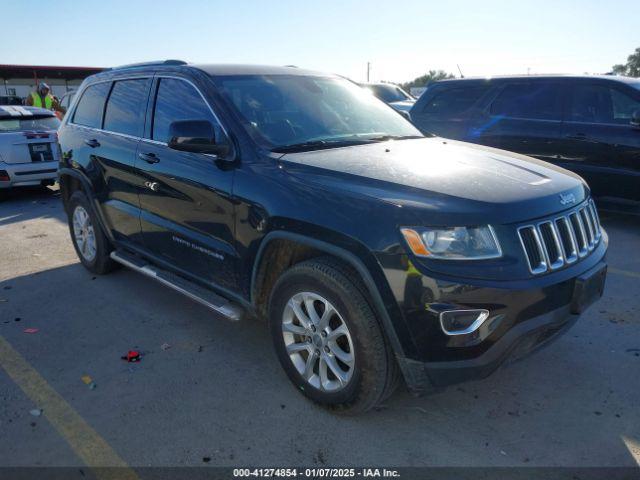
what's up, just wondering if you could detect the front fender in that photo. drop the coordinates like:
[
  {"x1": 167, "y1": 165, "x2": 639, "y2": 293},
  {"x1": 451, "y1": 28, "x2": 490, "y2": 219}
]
[{"x1": 250, "y1": 230, "x2": 419, "y2": 362}]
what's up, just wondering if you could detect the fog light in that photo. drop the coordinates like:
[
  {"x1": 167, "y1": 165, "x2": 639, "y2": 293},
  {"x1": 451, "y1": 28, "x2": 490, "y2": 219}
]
[
  {"x1": 0, "y1": 170, "x2": 9, "y2": 182},
  {"x1": 439, "y1": 309, "x2": 490, "y2": 335}
]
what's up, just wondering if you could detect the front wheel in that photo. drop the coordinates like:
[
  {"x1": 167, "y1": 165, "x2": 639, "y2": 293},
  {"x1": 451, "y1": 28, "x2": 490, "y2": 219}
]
[{"x1": 269, "y1": 257, "x2": 398, "y2": 414}]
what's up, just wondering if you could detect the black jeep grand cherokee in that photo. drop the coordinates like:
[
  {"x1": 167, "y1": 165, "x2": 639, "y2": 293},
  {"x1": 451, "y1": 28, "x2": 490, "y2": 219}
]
[{"x1": 58, "y1": 61, "x2": 608, "y2": 413}]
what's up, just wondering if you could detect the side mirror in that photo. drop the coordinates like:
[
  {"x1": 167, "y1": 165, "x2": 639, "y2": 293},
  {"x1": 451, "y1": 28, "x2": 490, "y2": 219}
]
[
  {"x1": 167, "y1": 120, "x2": 230, "y2": 157},
  {"x1": 631, "y1": 110, "x2": 640, "y2": 129}
]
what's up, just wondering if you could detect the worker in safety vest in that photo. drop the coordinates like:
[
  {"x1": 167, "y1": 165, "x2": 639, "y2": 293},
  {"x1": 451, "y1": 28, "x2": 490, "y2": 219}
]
[{"x1": 25, "y1": 82, "x2": 60, "y2": 112}]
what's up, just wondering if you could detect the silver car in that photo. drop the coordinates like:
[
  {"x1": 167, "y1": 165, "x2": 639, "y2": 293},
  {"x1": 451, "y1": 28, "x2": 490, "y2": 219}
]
[{"x1": 0, "y1": 106, "x2": 61, "y2": 189}]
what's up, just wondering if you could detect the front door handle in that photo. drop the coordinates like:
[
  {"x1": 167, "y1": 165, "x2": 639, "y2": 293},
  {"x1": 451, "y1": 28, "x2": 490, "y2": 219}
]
[
  {"x1": 138, "y1": 152, "x2": 160, "y2": 164},
  {"x1": 84, "y1": 138, "x2": 100, "y2": 148}
]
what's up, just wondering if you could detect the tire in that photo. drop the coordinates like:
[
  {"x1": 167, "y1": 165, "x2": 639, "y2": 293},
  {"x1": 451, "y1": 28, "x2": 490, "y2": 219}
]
[
  {"x1": 268, "y1": 257, "x2": 398, "y2": 414},
  {"x1": 67, "y1": 190, "x2": 116, "y2": 274}
]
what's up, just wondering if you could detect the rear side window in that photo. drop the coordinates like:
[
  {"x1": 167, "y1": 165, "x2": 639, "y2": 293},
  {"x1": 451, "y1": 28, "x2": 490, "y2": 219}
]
[
  {"x1": 568, "y1": 84, "x2": 640, "y2": 124},
  {"x1": 490, "y1": 83, "x2": 562, "y2": 120},
  {"x1": 103, "y1": 79, "x2": 150, "y2": 136},
  {"x1": 152, "y1": 78, "x2": 220, "y2": 143},
  {"x1": 421, "y1": 85, "x2": 489, "y2": 118},
  {"x1": 72, "y1": 82, "x2": 111, "y2": 128}
]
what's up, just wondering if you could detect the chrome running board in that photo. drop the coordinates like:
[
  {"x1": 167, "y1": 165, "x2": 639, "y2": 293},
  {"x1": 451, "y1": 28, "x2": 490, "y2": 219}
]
[{"x1": 110, "y1": 250, "x2": 243, "y2": 321}]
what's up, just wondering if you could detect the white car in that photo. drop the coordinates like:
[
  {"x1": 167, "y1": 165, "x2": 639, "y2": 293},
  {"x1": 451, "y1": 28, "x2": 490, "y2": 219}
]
[{"x1": 0, "y1": 106, "x2": 61, "y2": 189}]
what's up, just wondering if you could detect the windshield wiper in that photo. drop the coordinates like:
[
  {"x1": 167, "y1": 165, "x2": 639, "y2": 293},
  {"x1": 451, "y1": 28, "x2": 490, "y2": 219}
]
[
  {"x1": 271, "y1": 138, "x2": 374, "y2": 153},
  {"x1": 363, "y1": 134, "x2": 424, "y2": 142}
]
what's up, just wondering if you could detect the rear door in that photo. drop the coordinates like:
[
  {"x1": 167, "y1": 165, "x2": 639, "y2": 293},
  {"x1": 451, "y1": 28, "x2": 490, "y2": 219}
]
[
  {"x1": 560, "y1": 81, "x2": 640, "y2": 202},
  {"x1": 65, "y1": 78, "x2": 151, "y2": 245},
  {"x1": 94, "y1": 77, "x2": 151, "y2": 244},
  {"x1": 472, "y1": 81, "x2": 565, "y2": 162},
  {"x1": 136, "y1": 76, "x2": 238, "y2": 291}
]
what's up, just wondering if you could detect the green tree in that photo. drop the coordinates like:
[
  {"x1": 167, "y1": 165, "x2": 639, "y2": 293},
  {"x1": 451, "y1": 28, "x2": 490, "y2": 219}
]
[
  {"x1": 611, "y1": 47, "x2": 640, "y2": 77},
  {"x1": 401, "y1": 70, "x2": 455, "y2": 91}
]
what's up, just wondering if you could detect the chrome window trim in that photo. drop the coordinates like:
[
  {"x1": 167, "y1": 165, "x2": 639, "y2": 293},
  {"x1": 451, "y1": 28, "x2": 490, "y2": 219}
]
[
  {"x1": 68, "y1": 75, "x2": 152, "y2": 129},
  {"x1": 67, "y1": 72, "x2": 231, "y2": 145}
]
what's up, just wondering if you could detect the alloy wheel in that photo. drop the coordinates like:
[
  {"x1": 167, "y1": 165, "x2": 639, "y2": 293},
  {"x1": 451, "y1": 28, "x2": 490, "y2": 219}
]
[
  {"x1": 282, "y1": 292, "x2": 355, "y2": 392},
  {"x1": 72, "y1": 205, "x2": 97, "y2": 262}
]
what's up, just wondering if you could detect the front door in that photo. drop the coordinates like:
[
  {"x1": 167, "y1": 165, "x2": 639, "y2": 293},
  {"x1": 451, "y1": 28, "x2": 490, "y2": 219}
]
[
  {"x1": 136, "y1": 76, "x2": 238, "y2": 292},
  {"x1": 559, "y1": 82, "x2": 640, "y2": 202}
]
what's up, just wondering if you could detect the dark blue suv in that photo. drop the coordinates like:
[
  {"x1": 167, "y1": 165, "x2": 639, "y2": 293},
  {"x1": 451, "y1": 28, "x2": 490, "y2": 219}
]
[
  {"x1": 410, "y1": 75, "x2": 640, "y2": 210},
  {"x1": 58, "y1": 61, "x2": 608, "y2": 413}
]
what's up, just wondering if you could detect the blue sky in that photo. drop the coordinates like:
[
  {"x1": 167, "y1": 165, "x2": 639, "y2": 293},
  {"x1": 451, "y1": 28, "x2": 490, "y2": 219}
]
[{"x1": 3, "y1": 0, "x2": 638, "y2": 83}]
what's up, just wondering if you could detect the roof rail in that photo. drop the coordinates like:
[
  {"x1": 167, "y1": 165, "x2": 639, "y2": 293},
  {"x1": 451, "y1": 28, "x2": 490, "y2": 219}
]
[{"x1": 109, "y1": 60, "x2": 187, "y2": 71}]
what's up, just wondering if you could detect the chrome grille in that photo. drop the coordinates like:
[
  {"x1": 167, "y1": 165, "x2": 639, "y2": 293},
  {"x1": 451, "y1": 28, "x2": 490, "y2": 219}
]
[{"x1": 518, "y1": 200, "x2": 602, "y2": 275}]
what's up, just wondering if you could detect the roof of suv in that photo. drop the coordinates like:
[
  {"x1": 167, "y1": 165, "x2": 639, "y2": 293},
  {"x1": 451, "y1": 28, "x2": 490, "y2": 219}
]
[
  {"x1": 97, "y1": 61, "x2": 329, "y2": 78},
  {"x1": 191, "y1": 64, "x2": 329, "y2": 77},
  {"x1": 435, "y1": 74, "x2": 640, "y2": 86}
]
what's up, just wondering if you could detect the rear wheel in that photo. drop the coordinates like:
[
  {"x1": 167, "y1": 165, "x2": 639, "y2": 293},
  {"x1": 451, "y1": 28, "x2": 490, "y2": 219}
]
[
  {"x1": 67, "y1": 191, "x2": 116, "y2": 274},
  {"x1": 269, "y1": 257, "x2": 398, "y2": 414}
]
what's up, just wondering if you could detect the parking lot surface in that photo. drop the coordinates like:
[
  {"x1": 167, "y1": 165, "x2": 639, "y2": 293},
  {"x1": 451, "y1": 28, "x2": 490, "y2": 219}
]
[{"x1": 0, "y1": 186, "x2": 639, "y2": 468}]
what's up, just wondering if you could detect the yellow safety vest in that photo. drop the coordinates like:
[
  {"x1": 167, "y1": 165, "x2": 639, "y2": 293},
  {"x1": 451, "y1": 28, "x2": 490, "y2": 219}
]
[{"x1": 31, "y1": 92, "x2": 53, "y2": 110}]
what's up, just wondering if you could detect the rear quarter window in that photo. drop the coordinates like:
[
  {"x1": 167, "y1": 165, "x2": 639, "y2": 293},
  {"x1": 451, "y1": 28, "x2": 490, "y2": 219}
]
[{"x1": 72, "y1": 82, "x2": 111, "y2": 129}]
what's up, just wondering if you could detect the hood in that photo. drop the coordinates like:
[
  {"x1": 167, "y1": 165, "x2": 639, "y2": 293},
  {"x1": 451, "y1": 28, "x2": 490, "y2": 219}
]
[{"x1": 278, "y1": 137, "x2": 588, "y2": 224}]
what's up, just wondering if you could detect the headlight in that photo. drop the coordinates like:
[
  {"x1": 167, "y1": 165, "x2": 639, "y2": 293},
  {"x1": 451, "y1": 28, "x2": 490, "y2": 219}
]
[{"x1": 400, "y1": 225, "x2": 502, "y2": 260}]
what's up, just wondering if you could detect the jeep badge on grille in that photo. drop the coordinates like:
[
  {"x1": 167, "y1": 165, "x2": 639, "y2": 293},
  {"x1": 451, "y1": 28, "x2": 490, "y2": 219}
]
[{"x1": 559, "y1": 193, "x2": 576, "y2": 205}]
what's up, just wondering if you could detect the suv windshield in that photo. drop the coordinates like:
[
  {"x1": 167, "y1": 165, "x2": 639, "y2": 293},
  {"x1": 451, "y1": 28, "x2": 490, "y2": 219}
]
[
  {"x1": 0, "y1": 116, "x2": 60, "y2": 132},
  {"x1": 212, "y1": 75, "x2": 422, "y2": 151},
  {"x1": 367, "y1": 84, "x2": 413, "y2": 103}
]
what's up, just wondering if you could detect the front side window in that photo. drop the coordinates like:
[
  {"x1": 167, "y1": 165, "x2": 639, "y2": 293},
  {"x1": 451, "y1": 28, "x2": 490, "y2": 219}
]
[
  {"x1": 422, "y1": 85, "x2": 490, "y2": 118},
  {"x1": 0, "y1": 116, "x2": 60, "y2": 132},
  {"x1": 152, "y1": 78, "x2": 222, "y2": 144},
  {"x1": 491, "y1": 83, "x2": 562, "y2": 121},
  {"x1": 568, "y1": 84, "x2": 640, "y2": 124},
  {"x1": 103, "y1": 79, "x2": 150, "y2": 136},
  {"x1": 73, "y1": 82, "x2": 111, "y2": 128},
  {"x1": 212, "y1": 74, "x2": 422, "y2": 149}
]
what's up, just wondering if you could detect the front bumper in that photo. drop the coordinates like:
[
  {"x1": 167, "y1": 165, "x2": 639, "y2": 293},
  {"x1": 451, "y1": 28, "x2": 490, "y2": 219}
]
[
  {"x1": 380, "y1": 235, "x2": 607, "y2": 393},
  {"x1": 0, "y1": 161, "x2": 58, "y2": 188},
  {"x1": 398, "y1": 303, "x2": 578, "y2": 392}
]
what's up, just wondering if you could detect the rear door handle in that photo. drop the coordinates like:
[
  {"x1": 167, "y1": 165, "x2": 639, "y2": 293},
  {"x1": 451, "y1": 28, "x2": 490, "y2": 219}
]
[
  {"x1": 84, "y1": 138, "x2": 100, "y2": 148},
  {"x1": 138, "y1": 152, "x2": 160, "y2": 164}
]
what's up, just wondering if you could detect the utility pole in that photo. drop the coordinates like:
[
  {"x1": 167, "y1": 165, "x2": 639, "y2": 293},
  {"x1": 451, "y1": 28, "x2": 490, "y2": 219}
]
[{"x1": 366, "y1": 62, "x2": 371, "y2": 82}]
